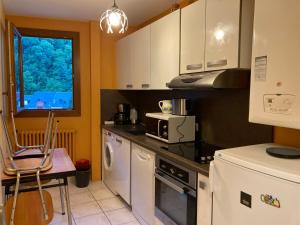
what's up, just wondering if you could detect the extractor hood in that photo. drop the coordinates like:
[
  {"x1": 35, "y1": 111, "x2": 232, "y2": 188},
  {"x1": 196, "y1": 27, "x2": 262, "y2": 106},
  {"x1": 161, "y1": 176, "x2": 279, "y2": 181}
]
[{"x1": 167, "y1": 69, "x2": 250, "y2": 89}]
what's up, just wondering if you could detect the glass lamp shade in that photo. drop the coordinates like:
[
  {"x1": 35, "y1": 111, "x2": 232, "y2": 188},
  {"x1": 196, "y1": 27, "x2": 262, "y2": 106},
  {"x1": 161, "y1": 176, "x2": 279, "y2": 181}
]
[{"x1": 100, "y1": 4, "x2": 128, "y2": 34}]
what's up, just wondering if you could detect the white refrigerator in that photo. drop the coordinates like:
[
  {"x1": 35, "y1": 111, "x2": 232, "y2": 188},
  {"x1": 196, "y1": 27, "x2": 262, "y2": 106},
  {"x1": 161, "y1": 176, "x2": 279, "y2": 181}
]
[{"x1": 209, "y1": 143, "x2": 300, "y2": 225}]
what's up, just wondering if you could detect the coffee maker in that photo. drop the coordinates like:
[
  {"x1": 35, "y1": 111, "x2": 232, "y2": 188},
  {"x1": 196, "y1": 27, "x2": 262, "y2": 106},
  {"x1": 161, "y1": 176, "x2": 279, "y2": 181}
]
[{"x1": 114, "y1": 103, "x2": 130, "y2": 125}]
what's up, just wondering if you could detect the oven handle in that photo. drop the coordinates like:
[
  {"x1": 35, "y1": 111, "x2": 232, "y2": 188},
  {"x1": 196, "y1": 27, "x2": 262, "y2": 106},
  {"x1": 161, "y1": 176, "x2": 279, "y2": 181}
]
[
  {"x1": 157, "y1": 120, "x2": 162, "y2": 137},
  {"x1": 155, "y1": 173, "x2": 187, "y2": 194}
]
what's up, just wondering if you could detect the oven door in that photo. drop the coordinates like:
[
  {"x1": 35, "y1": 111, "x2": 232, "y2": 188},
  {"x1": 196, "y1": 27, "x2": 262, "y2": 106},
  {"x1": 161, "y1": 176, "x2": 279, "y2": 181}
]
[{"x1": 155, "y1": 170, "x2": 197, "y2": 225}]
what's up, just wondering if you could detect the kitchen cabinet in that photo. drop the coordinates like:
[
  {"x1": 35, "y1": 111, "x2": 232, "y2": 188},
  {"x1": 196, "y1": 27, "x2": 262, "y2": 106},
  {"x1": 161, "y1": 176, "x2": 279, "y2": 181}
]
[
  {"x1": 249, "y1": 0, "x2": 300, "y2": 129},
  {"x1": 116, "y1": 36, "x2": 132, "y2": 89},
  {"x1": 116, "y1": 26, "x2": 151, "y2": 90},
  {"x1": 113, "y1": 134, "x2": 131, "y2": 204},
  {"x1": 131, "y1": 143, "x2": 155, "y2": 225},
  {"x1": 197, "y1": 173, "x2": 211, "y2": 225},
  {"x1": 180, "y1": 0, "x2": 206, "y2": 74},
  {"x1": 130, "y1": 26, "x2": 151, "y2": 89},
  {"x1": 150, "y1": 10, "x2": 180, "y2": 89},
  {"x1": 205, "y1": 0, "x2": 254, "y2": 71}
]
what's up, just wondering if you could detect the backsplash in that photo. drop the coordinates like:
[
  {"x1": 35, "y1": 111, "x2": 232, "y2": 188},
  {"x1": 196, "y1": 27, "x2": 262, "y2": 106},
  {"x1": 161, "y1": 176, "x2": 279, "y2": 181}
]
[{"x1": 101, "y1": 89, "x2": 273, "y2": 148}]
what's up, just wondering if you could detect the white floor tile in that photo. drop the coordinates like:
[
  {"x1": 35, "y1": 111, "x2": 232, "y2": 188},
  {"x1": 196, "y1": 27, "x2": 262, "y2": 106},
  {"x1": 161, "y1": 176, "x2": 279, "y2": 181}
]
[
  {"x1": 72, "y1": 201, "x2": 102, "y2": 219},
  {"x1": 70, "y1": 191, "x2": 95, "y2": 206},
  {"x1": 49, "y1": 211, "x2": 75, "y2": 225},
  {"x1": 105, "y1": 208, "x2": 136, "y2": 225},
  {"x1": 98, "y1": 197, "x2": 126, "y2": 212},
  {"x1": 75, "y1": 213, "x2": 111, "y2": 225},
  {"x1": 90, "y1": 187, "x2": 115, "y2": 200},
  {"x1": 123, "y1": 220, "x2": 142, "y2": 225},
  {"x1": 88, "y1": 181, "x2": 106, "y2": 192}
]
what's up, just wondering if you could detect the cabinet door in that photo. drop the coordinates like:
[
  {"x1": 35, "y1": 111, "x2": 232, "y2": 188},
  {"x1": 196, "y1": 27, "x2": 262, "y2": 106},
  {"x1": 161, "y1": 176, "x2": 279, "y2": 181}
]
[
  {"x1": 116, "y1": 36, "x2": 133, "y2": 89},
  {"x1": 180, "y1": 0, "x2": 206, "y2": 74},
  {"x1": 130, "y1": 26, "x2": 151, "y2": 89},
  {"x1": 197, "y1": 173, "x2": 211, "y2": 225},
  {"x1": 131, "y1": 144, "x2": 155, "y2": 225},
  {"x1": 205, "y1": 0, "x2": 240, "y2": 71},
  {"x1": 151, "y1": 10, "x2": 180, "y2": 89},
  {"x1": 249, "y1": 0, "x2": 300, "y2": 129}
]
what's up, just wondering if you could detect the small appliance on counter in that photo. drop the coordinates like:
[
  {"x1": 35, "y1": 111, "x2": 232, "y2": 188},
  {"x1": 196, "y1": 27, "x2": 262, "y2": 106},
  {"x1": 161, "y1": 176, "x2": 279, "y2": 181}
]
[
  {"x1": 130, "y1": 107, "x2": 138, "y2": 125},
  {"x1": 114, "y1": 103, "x2": 130, "y2": 125},
  {"x1": 145, "y1": 112, "x2": 195, "y2": 143},
  {"x1": 172, "y1": 98, "x2": 192, "y2": 116}
]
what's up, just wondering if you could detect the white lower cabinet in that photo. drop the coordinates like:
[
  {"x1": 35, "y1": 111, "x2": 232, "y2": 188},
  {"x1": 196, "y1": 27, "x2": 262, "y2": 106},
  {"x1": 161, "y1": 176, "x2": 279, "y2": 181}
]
[
  {"x1": 131, "y1": 143, "x2": 155, "y2": 225},
  {"x1": 197, "y1": 173, "x2": 212, "y2": 225}
]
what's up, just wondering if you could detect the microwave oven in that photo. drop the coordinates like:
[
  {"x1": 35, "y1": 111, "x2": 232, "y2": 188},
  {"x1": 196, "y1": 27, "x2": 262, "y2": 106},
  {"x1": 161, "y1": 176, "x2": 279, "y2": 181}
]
[{"x1": 145, "y1": 113, "x2": 195, "y2": 143}]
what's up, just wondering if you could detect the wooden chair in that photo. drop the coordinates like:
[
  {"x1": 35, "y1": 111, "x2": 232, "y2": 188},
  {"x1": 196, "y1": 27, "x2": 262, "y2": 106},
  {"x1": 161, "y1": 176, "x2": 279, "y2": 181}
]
[{"x1": 0, "y1": 110, "x2": 59, "y2": 225}]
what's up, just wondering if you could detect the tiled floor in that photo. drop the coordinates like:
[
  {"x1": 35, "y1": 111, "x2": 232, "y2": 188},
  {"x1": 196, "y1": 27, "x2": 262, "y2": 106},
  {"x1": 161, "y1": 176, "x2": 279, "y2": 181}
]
[{"x1": 47, "y1": 179, "x2": 141, "y2": 225}]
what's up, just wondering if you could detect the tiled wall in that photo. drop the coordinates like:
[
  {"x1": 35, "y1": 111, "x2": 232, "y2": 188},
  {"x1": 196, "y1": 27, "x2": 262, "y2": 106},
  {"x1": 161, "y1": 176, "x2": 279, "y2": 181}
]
[{"x1": 101, "y1": 89, "x2": 273, "y2": 148}]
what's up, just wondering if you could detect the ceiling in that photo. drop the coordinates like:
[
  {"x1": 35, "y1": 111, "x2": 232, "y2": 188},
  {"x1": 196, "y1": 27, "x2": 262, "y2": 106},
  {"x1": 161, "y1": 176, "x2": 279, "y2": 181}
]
[{"x1": 3, "y1": 0, "x2": 176, "y2": 26}]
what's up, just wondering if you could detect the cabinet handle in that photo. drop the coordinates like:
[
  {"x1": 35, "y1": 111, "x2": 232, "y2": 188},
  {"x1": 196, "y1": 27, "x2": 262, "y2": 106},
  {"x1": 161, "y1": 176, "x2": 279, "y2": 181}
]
[
  {"x1": 186, "y1": 64, "x2": 203, "y2": 70},
  {"x1": 141, "y1": 84, "x2": 150, "y2": 88},
  {"x1": 126, "y1": 84, "x2": 133, "y2": 88},
  {"x1": 207, "y1": 59, "x2": 227, "y2": 68},
  {"x1": 199, "y1": 181, "x2": 206, "y2": 190},
  {"x1": 116, "y1": 138, "x2": 122, "y2": 144}
]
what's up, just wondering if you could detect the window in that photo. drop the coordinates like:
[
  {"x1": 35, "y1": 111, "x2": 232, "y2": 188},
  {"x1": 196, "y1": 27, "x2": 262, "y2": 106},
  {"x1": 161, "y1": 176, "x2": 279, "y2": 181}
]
[{"x1": 8, "y1": 23, "x2": 80, "y2": 117}]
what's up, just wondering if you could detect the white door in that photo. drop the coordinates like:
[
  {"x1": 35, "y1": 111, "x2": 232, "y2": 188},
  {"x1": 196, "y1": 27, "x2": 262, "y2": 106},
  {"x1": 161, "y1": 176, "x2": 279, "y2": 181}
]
[
  {"x1": 249, "y1": 0, "x2": 300, "y2": 129},
  {"x1": 197, "y1": 173, "x2": 211, "y2": 225},
  {"x1": 180, "y1": 0, "x2": 206, "y2": 74},
  {"x1": 211, "y1": 159, "x2": 300, "y2": 225},
  {"x1": 205, "y1": 0, "x2": 240, "y2": 71},
  {"x1": 131, "y1": 144, "x2": 155, "y2": 225},
  {"x1": 116, "y1": 36, "x2": 132, "y2": 89},
  {"x1": 130, "y1": 25, "x2": 151, "y2": 89},
  {"x1": 151, "y1": 10, "x2": 180, "y2": 89},
  {"x1": 113, "y1": 135, "x2": 131, "y2": 204}
]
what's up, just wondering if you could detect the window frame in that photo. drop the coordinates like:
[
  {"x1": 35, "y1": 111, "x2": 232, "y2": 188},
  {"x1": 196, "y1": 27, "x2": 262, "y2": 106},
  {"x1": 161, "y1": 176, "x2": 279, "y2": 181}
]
[{"x1": 9, "y1": 26, "x2": 81, "y2": 117}]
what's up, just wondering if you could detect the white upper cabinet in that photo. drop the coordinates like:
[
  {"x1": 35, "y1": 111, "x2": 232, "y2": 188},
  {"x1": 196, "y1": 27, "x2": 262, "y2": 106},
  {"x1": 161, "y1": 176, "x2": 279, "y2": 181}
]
[
  {"x1": 180, "y1": 0, "x2": 206, "y2": 74},
  {"x1": 116, "y1": 36, "x2": 131, "y2": 89},
  {"x1": 151, "y1": 10, "x2": 180, "y2": 89},
  {"x1": 249, "y1": 0, "x2": 300, "y2": 129},
  {"x1": 130, "y1": 25, "x2": 151, "y2": 89},
  {"x1": 116, "y1": 26, "x2": 150, "y2": 90},
  {"x1": 205, "y1": 0, "x2": 254, "y2": 71}
]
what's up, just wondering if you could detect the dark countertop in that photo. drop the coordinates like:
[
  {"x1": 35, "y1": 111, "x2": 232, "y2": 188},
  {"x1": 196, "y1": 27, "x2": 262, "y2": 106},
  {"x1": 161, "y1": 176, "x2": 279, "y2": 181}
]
[{"x1": 102, "y1": 124, "x2": 210, "y2": 177}]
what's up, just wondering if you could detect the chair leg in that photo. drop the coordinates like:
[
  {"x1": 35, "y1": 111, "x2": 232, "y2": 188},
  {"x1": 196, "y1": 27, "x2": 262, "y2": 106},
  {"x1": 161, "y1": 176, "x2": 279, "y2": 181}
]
[
  {"x1": 64, "y1": 180, "x2": 72, "y2": 225},
  {"x1": 36, "y1": 169, "x2": 48, "y2": 220},
  {"x1": 58, "y1": 179, "x2": 65, "y2": 215},
  {"x1": 10, "y1": 172, "x2": 20, "y2": 225}
]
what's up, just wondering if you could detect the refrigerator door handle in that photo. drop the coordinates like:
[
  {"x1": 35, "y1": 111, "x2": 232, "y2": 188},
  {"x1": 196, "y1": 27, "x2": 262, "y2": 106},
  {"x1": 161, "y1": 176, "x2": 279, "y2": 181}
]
[{"x1": 209, "y1": 161, "x2": 214, "y2": 193}]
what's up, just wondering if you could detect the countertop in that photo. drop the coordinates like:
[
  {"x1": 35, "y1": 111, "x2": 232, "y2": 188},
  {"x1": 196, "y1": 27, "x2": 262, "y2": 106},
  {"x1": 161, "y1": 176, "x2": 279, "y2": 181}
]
[{"x1": 102, "y1": 124, "x2": 210, "y2": 177}]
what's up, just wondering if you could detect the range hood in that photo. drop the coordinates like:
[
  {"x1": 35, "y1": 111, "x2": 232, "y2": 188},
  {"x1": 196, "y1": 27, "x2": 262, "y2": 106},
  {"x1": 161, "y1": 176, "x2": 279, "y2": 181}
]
[{"x1": 167, "y1": 69, "x2": 250, "y2": 89}]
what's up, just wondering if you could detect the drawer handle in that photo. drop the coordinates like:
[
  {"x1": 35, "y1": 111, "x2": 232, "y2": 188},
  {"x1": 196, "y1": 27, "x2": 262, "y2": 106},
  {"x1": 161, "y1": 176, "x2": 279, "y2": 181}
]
[
  {"x1": 207, "y1": 59, "x2": 227, "y2": 68},
  {"x1": 126, "y1": 84, "x2": 133, "y2": 88},
  {"x1": 186, "y1": 64, "x2": 203, "y2": 70},
  {"x1": 141, "y1": 84, "x2": 150, "y2": 88},
  {"x1": 116, "y1": 138, "x2": 122, "y2": 144}
]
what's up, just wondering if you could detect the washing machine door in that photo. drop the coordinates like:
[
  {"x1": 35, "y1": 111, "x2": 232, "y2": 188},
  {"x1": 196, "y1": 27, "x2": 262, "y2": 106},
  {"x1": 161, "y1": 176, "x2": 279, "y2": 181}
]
[{"x1": 104, "y1": 142, "x2": 114, "y2": 171}]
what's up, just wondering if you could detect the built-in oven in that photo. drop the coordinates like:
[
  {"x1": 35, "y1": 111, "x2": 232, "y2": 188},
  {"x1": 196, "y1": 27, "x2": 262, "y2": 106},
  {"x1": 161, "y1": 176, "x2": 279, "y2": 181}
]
[{"x1": 155, "y1": 155, "x2": 197, "y2": 225}]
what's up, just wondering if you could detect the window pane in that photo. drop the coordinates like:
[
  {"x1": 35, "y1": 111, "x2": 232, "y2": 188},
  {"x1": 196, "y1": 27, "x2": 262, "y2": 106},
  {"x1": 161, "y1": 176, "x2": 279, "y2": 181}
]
[
  {"x1": 14, "y1": 31, "x2": 21, "y2": 111},
  {"x1": 22, "y1": 36, "x2": 73, "y2": 110}
]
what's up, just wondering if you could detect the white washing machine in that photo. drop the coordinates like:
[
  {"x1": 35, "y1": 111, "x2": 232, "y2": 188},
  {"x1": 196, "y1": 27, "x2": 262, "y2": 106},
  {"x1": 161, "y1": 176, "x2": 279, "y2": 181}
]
[
  {"x1": 102, "y1": 129, "x2": 117, "y2": 194},
  {"x1": 102, "y1": 129, "x2": 131, "y2": 204}
]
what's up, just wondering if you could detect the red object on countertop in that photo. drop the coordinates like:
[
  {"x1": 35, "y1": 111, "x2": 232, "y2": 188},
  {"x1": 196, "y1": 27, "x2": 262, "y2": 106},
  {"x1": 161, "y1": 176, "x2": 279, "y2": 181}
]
[{"x1": 75, "y1": 159, "x2": 90, "y2": 171}]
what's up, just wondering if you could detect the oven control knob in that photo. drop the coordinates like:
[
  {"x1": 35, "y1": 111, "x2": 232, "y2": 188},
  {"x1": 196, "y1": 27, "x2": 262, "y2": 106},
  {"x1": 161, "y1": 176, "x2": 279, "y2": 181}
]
[
  {"x1": 170, "y1": 168, "x2": 176, "y2": 174},
  {"x1": 163, "y1": 125, "x2": 167, "y2": 130},
  {"x1": 162, "y1": 131, "x2": 168, "y2": 137},
  {"x1": 177, "y1": 173, "x2": 184, "y2": 178},
  {"x1": 207, "y1": 156, "x2": 213, "y2": 161}
]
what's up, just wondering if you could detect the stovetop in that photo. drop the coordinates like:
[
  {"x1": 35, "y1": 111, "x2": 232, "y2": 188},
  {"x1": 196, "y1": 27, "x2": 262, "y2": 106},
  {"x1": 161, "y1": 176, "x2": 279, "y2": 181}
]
[{"x1": 160, "y1": 141, "x2": 221, "y2": 164}]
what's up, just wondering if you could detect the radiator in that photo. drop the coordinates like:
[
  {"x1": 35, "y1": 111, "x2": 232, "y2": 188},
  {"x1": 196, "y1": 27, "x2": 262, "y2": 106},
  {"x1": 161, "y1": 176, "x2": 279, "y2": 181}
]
[{"x1": 18, "y1": 129, "x2": 76, "y2": 160}]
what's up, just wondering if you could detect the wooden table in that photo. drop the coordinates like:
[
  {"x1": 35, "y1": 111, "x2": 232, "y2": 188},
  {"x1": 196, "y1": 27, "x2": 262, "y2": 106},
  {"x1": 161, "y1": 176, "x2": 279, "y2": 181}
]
[{"x1": 1, "y1": 148, "x2": 76, "y2": 225}]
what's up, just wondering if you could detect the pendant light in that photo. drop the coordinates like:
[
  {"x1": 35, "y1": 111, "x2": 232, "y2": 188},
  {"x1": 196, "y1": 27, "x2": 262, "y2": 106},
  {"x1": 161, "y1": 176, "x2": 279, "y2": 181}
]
[{"x1": 100, "y1": 0, "x2": 128, "y2": 34}]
